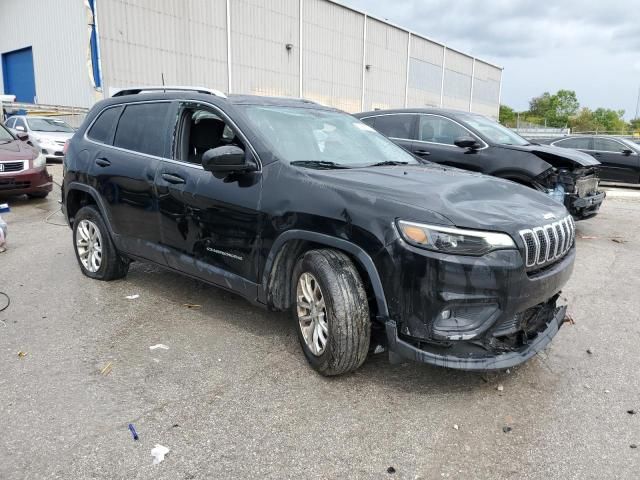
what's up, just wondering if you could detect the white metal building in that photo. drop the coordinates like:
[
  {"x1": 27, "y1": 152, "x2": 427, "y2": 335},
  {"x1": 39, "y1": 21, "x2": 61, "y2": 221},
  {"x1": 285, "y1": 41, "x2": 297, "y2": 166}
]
[{"x1": 0, "y1": 0, "x2": 502, "y2": 117}]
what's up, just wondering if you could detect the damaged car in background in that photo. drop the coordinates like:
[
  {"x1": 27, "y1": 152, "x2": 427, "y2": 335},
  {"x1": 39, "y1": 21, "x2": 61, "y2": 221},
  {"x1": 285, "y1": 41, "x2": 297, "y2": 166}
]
[{"x1": 355, "y1": 109, "x2": 605, "y2": 219}]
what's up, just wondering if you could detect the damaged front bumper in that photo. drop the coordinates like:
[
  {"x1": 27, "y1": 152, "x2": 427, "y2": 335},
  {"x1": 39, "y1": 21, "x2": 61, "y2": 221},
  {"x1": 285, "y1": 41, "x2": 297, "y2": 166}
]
[
  {"x1": 379, "y1": 238, "x2": 575, "y2": 371},
  {"x1": 385, "y1": 303, "x2": 566, "y2": 371},
  {"x1": 567, "y1": 190, "x2": 605, "y2": 219}
]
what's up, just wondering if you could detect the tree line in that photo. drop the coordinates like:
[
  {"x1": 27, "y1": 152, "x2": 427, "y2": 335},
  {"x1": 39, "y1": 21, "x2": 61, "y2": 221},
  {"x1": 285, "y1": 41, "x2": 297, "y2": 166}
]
[{"x1": 499, "y1": 90, "x2": 639, "y2": 133}]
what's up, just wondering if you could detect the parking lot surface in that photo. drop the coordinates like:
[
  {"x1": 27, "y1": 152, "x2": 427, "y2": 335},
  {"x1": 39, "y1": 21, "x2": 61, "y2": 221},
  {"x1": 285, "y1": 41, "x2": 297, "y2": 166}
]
[{"x1": 1, "y1": 164, "x2": 639, "y2": 479}]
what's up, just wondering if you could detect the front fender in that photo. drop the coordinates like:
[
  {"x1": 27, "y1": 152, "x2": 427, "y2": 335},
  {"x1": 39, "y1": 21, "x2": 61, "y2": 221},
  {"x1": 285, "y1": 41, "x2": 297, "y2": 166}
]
[{"x1": 259, "y1": 229, "x2": 389, "y2": 319}]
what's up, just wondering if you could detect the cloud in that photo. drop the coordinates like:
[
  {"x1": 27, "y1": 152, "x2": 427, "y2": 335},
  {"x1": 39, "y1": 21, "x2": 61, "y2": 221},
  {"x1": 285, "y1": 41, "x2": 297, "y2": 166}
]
[{"x1": 341, "y1": 0, "x2": 637, "y2": 59}]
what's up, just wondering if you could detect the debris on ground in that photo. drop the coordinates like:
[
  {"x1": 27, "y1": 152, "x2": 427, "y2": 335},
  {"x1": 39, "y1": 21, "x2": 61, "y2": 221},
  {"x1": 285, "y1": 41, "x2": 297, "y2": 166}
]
[
  {"x1": 183, "y1": 303, "x2": 201, "y2": 309},
  {"x1": 125, "y1": 294, "x2": 140, "y2": 300},
  {"x1": 0, "y1": 291, "x2": 10, "y2": 313},
  {"x1": 151, "y1": 444, "x2": 170, "y2": 465},
  {"x1": 100, "y1": 361, "x2": 113, "y2": 376},
  {"x1": 611, "y1": 237, "x2": 627, "y2": 244},
  {"x1": 0, "y1": 203, "x2": 9, "y2": 253},
  {"x1": 128, "y1": 423, "x2": 139, "y2": 440},
  {"x1": 563, "y1": 314, "x2": 576, "y2": 325},
  {"x1": 149, "y1": 344, "x2": 169, "y2": 351},
  {"x1": 373, "y1": 345, "x2": 385, "y2": 354},
  {"x1": 586, "y1": 348, "x2": 593, "y2": 355},
  {"x1": 627, "y1": 409, "x2": 636, "y2": 415},
  {"x1": 387, "y1": 466, "x2": 396, "y2": 474},
  {"x1": 503, "y1": 426, "x2": 512, "y2": 433},
  {"x1": 453, "y1": 424, "x2": 459, "y2": 430},
  {"x1": 497, "y1": 385, "x2": 504, "y2": 392},
  {"x1": 580, "y1": 235, "x2": 599, "y2": 240},
  {"x1": 631, "y1": 444, "x2": 637, "y2": 449},
  {"x1": 17, "y1": 351, "x2": 27, "y2": 358},
  {"x1": 604, "y1": 389, "x2": 610, "y2": 394}
]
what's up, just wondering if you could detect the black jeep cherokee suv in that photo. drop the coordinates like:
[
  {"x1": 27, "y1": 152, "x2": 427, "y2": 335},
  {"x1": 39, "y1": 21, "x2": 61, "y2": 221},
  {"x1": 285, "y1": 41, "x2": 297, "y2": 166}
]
[{"x1": 62, "y1": 87, "x2": 575, "y2": 375}]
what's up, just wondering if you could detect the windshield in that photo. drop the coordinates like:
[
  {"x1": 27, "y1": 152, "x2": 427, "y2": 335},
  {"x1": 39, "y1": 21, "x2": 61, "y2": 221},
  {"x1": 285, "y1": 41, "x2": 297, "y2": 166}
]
[
  {"x1": 460, "y1": 114, "x2": 529, "y2": 146},
  {"x1": 26, "y1": 118, "x2": 74, "y2": 133},
  {"x1": 0, "y1": 123, "x2": 14, "y2": 142},
  {"x1": 240, "y1": 106, "x2": 419, "y2": 168}
]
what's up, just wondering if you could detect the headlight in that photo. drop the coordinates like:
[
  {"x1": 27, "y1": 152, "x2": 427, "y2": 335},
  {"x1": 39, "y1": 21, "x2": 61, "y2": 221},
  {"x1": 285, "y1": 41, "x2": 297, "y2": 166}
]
[
  {"x1": 33, "y1": 153, "x2": 46, "y2": 168},
  {"x1": 397, "y1": 220, "x2": 516, "y2": 255}
]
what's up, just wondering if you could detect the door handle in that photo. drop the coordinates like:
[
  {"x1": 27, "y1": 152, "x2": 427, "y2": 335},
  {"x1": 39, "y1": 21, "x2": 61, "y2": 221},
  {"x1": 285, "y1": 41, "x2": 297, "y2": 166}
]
[
  {"x1": 414, "y1": 150, "x2": 431, "y2": 156},
  {"x1": 161, "y1": 173, "x2": 186, "y2": 184},
  {"x1": 593, "y1": 152, "x2": 602, "y2": 156},
  {"x1": 95, "y1": 157, "x2": 111, "y2": 167}
]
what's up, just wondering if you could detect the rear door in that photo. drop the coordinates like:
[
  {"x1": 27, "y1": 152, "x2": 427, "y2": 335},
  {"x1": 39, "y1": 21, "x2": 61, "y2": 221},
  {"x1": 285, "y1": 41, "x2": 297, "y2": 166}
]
[
  {"x1": 591, "y1": 137, "x2": 640, "y2": 183},
  {"x1": 412, "y1": 114, "x2": 487, "y2": 170},
  {"x1": 360, "y1": 114, "x2": 416, "y2": 152},
  {"x1": 156, "y1": 101, "x2": 262, "y2": 295},
  {"x1": 86, "y1": 101, "x2": 171, "y2": 264}
]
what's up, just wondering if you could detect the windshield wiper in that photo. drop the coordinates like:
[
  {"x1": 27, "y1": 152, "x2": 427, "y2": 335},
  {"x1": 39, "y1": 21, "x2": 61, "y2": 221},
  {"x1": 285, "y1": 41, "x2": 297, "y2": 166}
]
[
  {"x1": 290, "y1": 160, "x2": 351, "y2": 169},
  {"x1": 367, "y1": 160, "x2": 409, "y2": 167}
]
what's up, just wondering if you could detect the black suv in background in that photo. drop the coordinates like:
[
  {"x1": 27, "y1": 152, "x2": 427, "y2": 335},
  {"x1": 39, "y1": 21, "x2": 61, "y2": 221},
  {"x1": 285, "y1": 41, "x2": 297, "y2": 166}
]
[
  {"x1": 62, "y1": 87, "x2": 575, "y2": 375},
  {"x1": 355, "y1": 109, "x2": 605, "y2": 219},
  {"x1": 546, "y1": 135, "x2": 640, "y2": 184}
]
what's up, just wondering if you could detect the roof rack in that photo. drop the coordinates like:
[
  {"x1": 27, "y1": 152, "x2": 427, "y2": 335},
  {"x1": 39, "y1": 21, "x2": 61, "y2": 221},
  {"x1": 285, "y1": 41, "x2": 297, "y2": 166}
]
[{"x1": 111, "y1": 86, "x2": 227, "y2": 98}]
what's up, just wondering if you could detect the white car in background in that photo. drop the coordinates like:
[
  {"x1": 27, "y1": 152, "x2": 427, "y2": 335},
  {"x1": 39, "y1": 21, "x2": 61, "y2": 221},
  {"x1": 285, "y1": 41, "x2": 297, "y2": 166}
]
[{"x1": 5, "y1": 115, "x2": 75, "y2": 162}]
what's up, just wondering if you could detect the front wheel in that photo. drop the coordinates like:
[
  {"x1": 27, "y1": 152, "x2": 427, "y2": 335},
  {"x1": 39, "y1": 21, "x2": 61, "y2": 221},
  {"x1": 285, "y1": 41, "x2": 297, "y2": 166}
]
[
  {"x1": 73, "y1": 206, "x2": 129, "y2": 281},
  {"x1": 292, "y1": 249, "x2": 370, "y2": 376}
]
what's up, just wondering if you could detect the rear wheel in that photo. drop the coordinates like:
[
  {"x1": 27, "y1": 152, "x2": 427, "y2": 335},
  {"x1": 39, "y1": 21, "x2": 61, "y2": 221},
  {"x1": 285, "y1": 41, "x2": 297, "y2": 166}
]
[
  {"x1": 292, "y1": 249, "x2": 370, "y2": 376},
  {"x1": 73, "y1": 206, "x2": 128, "y2": 280}
]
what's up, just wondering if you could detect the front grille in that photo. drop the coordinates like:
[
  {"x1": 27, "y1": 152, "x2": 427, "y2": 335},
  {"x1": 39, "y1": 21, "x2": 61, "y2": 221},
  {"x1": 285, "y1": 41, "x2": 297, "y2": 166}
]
[
  {"x1": 575, "y1": 176, "x2": 599, "y2": 198},
  {"x1": 519, "y1": 215, "x2": 575, "y2": 268},
  {"x1": 0, "y1": 161, "x2": 25, "y2": 173}
]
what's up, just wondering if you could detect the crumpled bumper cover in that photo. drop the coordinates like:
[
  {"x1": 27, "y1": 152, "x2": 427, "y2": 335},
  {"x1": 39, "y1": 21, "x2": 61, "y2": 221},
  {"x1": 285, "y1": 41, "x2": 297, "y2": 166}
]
[
  {"x1": 568, "y1": 191, "x2": 605, "y2": 218},
  {"x1": 385, "y1": 305, "x2": 567, "y2": 371}
]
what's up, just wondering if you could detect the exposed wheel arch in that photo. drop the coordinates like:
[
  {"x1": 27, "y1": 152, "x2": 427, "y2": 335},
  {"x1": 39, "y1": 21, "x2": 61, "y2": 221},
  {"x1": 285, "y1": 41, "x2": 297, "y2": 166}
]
[{"x1": 261, "y1": 230, "x2": 389, "y2": 320}]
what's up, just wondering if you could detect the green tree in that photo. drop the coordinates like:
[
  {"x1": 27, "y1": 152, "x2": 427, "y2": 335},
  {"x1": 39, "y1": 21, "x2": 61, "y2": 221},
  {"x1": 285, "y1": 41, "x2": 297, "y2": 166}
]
[
  {"x1": 629, "y1": 118, "x2": 640, "y2": 132},
  {"x1": 592, "y1": 108, "x2": 627, "y2": 133},
  {"x1": 528, "y1": 90, "x2": 579, "y2": 128},
  {"x1": 499, "y1": 104, "x2": 517, "y2": 127}
]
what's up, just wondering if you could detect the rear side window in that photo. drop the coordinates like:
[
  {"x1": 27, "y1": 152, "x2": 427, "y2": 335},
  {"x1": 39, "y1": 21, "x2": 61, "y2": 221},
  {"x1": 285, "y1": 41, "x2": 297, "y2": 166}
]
[
  {"x1": 87, "y1": 106, "x2": 122, "y2": 144},
  {"x1": 372, "y1": 114, "x2": 415, "y2": 140},
  {"x1": 5, "y1": 117, "x2": 15, "y2": 128},
  {"x1": 113, "y1": 103, "x2": 170, "y2": 157},
  {"x1": 553, "y1": 137, "x2": 591, "y2": 149}
]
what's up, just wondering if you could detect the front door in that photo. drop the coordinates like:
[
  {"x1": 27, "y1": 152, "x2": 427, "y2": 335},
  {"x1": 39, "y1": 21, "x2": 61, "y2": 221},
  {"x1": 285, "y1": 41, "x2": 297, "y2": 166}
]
[
  {"x1": 156, "y1": 102, "x2": 262, "y2": 294},
  {"x1": 412, "y1": 114, "x2": 486, "y2": 171},
  {"x1": 591, "y1": 137, "x2": 640, "y2": 183}
]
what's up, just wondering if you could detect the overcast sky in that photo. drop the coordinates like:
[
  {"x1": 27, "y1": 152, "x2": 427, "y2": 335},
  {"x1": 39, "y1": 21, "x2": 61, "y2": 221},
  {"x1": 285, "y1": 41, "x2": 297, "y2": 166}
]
[{"x1": 341, "y1": 0, "x2": 640, "y2": 118}]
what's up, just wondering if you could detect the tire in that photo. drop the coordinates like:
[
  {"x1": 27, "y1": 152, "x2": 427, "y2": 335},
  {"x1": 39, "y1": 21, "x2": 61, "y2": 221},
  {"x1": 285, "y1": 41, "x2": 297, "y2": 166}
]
[
  {"x1": 27, "y1": 191, "x2": 49, "y2": 199},
  {"x1": 291, "y1": 249, "x2": 370, "y2": 376},
  {"x1": 72, "y1": 205, "x2": 129, "y2": 281}
]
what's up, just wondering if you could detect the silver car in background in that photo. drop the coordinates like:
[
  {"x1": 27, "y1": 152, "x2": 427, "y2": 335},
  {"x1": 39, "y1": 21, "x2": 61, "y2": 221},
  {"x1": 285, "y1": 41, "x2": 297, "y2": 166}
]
[{"x1": 5, "y1": 115, "x2": 75, "y2": 162}]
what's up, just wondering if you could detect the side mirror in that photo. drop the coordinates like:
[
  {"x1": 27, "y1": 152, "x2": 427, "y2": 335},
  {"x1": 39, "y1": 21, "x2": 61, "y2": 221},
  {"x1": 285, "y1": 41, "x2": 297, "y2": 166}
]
[
  {"x1": 622, "y1": 149, "x2": 633, "y2": 156},
  {"x1": 16, "y1": 132, "x2": 29, "y2": 142},
  {"x1": 202, "y1": 145, "x2": 255, "y2": 173},
  {"x1": 454, "y1": 136, "x2": 481, "y2": 150},
  {"x1": 15, "y1": 125, "x2": 25, "y2": 132}
]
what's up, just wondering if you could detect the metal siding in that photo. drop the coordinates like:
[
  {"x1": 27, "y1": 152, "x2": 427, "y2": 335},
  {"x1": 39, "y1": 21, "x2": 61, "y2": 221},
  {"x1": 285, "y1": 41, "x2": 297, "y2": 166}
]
[
  {"x1": 362, "y1": 17, "x2": 407, "y2": 111},
  {"x1": 442, "y1": 50, "x2": 473, "y2": 111},
  {"x1": 230, "y1": 0, "x2": 299, "y2": 97},
  {"x1": 406, "y1": 36, "x2": 443, "y2": 108},
  {"x1": 302, "y1": 0, "x2": 363, "y2": 112},
  {"x1": 471, "y1": 60, "x2": 501, "y2": 118},
  {"x1": 0, "y1": 0, "x2": 95, "y2": 107},
  {"x1": 98, "y1": 0, "x2": 228, "y2": 96}
]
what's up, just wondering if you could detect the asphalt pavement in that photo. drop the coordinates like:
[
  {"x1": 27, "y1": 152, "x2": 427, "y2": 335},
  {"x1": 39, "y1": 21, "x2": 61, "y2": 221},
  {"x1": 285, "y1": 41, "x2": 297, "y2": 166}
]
[{"x1": 0, "y1": 164, "x2": 638, "y2": 479}]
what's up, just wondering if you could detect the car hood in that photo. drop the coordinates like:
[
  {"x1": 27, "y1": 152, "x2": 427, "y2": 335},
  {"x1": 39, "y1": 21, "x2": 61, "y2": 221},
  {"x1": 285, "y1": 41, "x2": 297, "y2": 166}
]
[
  {"x1": 0, "y1": 139, "x2": 37, "y2": 161},
  {"x1": 499, "y1": 143, "x2": 600, "y2": 167},
  {"x1": 306, "y1": 163, "x2": 569, "y2": 233},
  {"x1": 30, "y1": 131, "x2": 74, "y2": 143}
]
